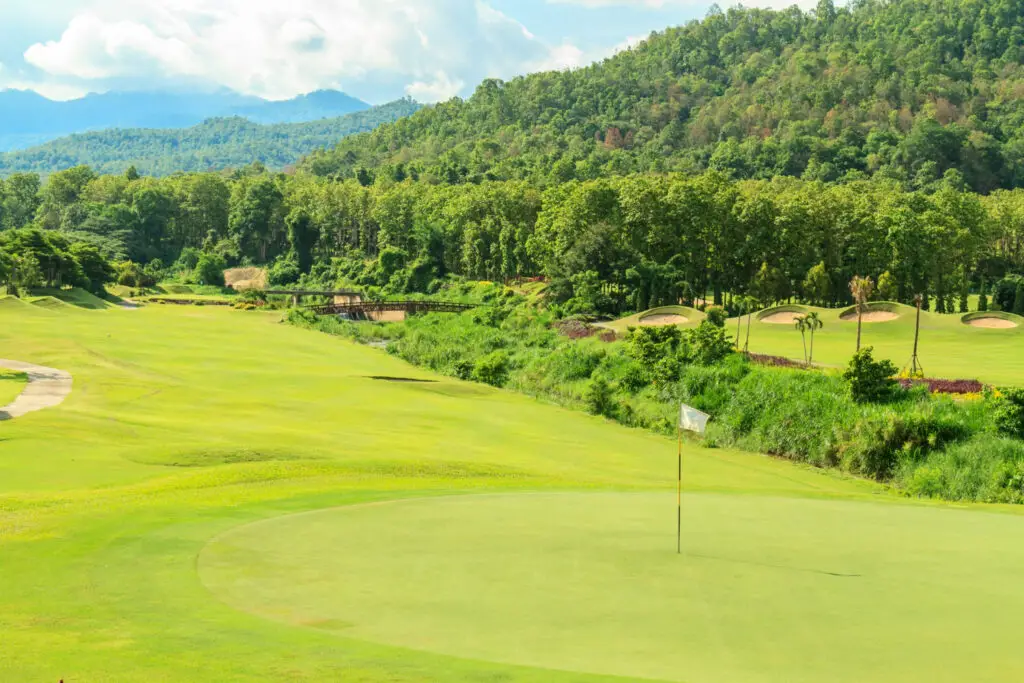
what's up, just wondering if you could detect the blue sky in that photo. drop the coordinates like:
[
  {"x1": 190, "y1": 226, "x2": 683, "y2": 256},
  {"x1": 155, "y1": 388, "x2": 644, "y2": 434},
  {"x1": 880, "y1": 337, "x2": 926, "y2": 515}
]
[{"x1": 0, "y1": 0, "x2": 812, "y2": 103}]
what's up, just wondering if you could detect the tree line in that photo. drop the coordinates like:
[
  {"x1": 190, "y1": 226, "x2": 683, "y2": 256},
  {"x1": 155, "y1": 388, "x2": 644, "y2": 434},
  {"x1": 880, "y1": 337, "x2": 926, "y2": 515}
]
[{"x1": 2, "y1": 163, "x2": 1023, "y2": 315}]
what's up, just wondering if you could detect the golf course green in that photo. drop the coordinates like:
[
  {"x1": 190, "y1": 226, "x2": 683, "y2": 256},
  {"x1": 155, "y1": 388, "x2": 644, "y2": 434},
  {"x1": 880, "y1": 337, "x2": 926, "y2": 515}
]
[{"x1": 2, "y1": 300, "x2": 1022, "y2": 682}]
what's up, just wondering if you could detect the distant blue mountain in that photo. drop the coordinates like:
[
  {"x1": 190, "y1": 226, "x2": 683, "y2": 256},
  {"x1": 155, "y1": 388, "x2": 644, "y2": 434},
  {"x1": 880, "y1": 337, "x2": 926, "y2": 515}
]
[{"x1": 0, "y1": 89, "x2": 372, "y2": 152}]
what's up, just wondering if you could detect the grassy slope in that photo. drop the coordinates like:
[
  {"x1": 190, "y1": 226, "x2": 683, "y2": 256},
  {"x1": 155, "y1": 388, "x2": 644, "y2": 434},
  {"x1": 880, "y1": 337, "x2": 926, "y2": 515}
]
[
  {"x1": 733, "y1": 304, "x2": 1024, "y2": 384},
  {"x1": 0, "y1": 304, "x2": 1020, "y2": 682},
  {"x1": 0, "y1": 369, "x2": 27, "y2": 406}
]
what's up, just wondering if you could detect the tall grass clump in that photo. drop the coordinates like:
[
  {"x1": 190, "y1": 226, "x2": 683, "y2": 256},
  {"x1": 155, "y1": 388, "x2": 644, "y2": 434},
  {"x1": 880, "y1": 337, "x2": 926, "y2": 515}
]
[
  {"x1": 901, "y1": 436, "x2": 1024, "y2": 503},
  {"x1": 709, "y1": 369, "x2": 854, "y2": 467}
]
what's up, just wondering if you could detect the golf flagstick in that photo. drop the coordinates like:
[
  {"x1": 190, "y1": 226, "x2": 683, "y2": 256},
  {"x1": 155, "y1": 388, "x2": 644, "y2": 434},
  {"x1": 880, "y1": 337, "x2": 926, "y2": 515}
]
[
  {"x1": 677, "y1": 422, "x2": 682, "y2": 554},
  {"x1": 677, "y1": 403, "x2": 710, "y2": 555}
]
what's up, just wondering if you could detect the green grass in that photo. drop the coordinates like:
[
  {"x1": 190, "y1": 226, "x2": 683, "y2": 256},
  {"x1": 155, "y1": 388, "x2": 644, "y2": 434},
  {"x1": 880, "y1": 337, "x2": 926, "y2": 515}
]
[
  {"x1": 735, "y1": 304, "x2": 1024, "y2": 384},
  {"x1": 0, "y1": 368, "x2": 27, "y2": 406},
  {"x1": 0, "y1": 303, "x2": 1022, "y2": 682},
  {"x1": 202, "y1": 492, "x2": 1024, "y2": 683}
]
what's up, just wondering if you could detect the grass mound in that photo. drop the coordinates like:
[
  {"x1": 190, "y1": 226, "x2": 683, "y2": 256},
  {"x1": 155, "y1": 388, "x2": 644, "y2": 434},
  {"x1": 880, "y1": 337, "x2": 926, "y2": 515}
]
[
  {"x1": 605, "y1": 306, "x2": 704, "y2": 333},
  {"x1": 756, "y1": 305, "x2": 810, "y2": 324},
  {"x1": 961, "y1": 311, "x2": 1023, "y2": 329},
  {"x1": 0, "y1": 296, "x2": 42, "y2": 314},
  {"x1": 839, "y1": 301, "x2": 906, "y2": 322},
  {"x1": 28, "y1": 295, "x2": 73, "y2": 311}
]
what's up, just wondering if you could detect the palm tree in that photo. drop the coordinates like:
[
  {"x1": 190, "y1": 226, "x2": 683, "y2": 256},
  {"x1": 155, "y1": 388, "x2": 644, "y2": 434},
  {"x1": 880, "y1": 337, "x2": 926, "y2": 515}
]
[
  {"x1": 804, "y1": 311, "x2": 823, "y2": 366},
  {"x1": 737, "y1": 294, "x2": 745, "y2": 350},
  {"x1": 794, "y1": 315, "x2": 809, "y2": 365},
  {"x1": 849, "y1": 275, "x2": 875, "y2": 352}
]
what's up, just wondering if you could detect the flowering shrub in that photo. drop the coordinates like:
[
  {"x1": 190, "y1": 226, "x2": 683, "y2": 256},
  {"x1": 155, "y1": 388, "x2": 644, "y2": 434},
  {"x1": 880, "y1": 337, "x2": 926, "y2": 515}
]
[
  {"x1": 748, "y1": 353, "x2": 803, "y2": 368},
  {"x1": 898, "y1": 378, "x2": 985, "y2": 395}
]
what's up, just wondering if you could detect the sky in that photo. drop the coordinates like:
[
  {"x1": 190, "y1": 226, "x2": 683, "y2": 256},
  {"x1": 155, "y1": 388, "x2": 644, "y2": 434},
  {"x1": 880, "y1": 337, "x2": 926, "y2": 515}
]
[{"x1": 0, "y1": 0, "x2": 816, "y2": 104}]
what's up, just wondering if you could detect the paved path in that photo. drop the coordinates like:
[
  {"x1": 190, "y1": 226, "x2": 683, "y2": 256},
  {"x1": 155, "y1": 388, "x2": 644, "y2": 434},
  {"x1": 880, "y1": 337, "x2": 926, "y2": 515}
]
[{"x1": 0, "y1": 360, "x2": 73, "y2": 420}]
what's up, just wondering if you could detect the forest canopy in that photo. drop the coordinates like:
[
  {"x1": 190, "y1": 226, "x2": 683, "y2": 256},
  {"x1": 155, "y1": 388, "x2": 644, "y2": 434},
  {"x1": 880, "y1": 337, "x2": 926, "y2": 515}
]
[{"x1": 303, "y1": 0, "x2": 1024, "y2": 193}]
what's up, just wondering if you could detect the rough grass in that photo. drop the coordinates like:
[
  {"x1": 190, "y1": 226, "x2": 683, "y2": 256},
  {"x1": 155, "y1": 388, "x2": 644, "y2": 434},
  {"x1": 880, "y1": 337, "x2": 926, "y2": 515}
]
[{"x1": 0, "y1": 303, "x2": 1022, "y2": 683}]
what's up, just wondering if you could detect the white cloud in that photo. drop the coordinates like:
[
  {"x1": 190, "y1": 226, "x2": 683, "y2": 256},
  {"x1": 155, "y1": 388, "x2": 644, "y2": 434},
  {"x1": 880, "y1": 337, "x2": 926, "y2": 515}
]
[{"x1": 13, "y1": 0, "x2": 591, "y2": 103}]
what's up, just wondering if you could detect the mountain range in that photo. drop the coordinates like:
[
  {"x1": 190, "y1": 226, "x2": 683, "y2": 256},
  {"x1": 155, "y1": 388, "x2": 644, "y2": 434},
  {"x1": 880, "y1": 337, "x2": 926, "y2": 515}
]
[
  {"x1": 0, "y1": 99, "x2": 420, "y2": 177},
  {"x1": 0, "y1": 89, "x2": 371, "y2": 152}
]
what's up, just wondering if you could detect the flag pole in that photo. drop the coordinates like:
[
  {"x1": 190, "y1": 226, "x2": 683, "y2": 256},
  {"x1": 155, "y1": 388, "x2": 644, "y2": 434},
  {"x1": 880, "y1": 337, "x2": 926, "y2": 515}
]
[{"x1": 677, "y1": 422, "x2": 682, "y2": 555}]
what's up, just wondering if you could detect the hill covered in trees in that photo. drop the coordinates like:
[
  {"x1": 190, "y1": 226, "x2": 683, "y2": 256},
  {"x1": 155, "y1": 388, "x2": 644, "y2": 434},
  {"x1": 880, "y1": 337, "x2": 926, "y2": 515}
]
[
  {"x1": 0, "y1": 99, "x2": 420, "y2": 177},
  {"x1": 304, "y1": 0, "x2": 1024, "y2": 193}
]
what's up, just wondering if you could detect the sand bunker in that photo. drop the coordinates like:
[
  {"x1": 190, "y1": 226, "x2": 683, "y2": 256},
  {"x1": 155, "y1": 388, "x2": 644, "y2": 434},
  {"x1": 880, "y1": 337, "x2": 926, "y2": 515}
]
[
  {"x1": 0, "y1": 359, "x2": 72, "y2": 420},
  {"x1": 840, "y1": 311, "x2": 899, "y2": 323},
  {"x1": 966, "y1": 317, "x2": 1019, "y2": 329},
  {"x1": 639, "y1": 314, "x2": 688, "y2": 326},
  {"x1": 760, "y1": 311, "x2": 805, "y2": 324}
]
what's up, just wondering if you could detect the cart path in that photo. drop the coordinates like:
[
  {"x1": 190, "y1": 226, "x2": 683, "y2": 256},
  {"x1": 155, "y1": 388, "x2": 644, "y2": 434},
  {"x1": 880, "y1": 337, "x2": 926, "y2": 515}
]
[{"x1": 0, "y1": 360, "x2": 73, "y2": 420}]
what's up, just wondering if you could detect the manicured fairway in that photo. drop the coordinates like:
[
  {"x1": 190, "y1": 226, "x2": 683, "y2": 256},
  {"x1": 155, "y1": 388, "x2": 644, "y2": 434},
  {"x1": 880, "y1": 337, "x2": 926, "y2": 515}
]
[
  {"x1": 201, "y1": 492, "x2": 1024, "y2": 683},
  {"x1": 1, "y1": 301, "x2": 1022, "y2": 682},
  {"x1": 730, "y1": 304, "x2": 1024, "y2": 385},
  {"x1": 0, "y1": 368, "x2": 27, "y2": 407}
]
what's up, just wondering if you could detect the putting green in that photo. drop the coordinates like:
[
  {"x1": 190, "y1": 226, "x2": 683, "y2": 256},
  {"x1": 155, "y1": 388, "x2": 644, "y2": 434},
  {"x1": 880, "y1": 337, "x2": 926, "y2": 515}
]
[{"x1": 200, "y1": 492, "x2": 1024, "y2": 683}]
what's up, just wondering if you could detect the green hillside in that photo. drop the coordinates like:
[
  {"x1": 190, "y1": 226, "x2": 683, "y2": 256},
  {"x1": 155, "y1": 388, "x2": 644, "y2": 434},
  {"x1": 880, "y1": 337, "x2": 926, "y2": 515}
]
[
  {"x1": 0, "y1": 99, "x2": 420, "y2": 177},
  {"x1": 303, "y1": 0, "x2": 1024, "y2": 192}
]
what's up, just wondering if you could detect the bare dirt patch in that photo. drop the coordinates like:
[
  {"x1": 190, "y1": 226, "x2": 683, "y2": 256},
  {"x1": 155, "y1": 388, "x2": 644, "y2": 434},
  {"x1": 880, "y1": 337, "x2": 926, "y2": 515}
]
[
  {"x1": 966, "y1": 317, "x2": 1018, "y2": 329},
  {"x1": 225, "y1": 267, "x2": 268, "y2": 291},
  {"x1": 760, "y1": 311, "x2": 805, "y2": 324},
  {"x1": 840, "y1": 311, "x2": 899, "y2": 323},
  {"x1": 639, "y1": 314, "x2": 688, "y2": 326}
]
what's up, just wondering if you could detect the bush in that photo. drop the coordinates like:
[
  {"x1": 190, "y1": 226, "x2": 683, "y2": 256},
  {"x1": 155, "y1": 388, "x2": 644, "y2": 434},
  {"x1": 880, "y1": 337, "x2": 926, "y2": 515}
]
[
  {"x1": 843, "y1": 348, "x2": 899, "y2": 404},
  {"x1": 268, "y1": 256, "x2": 301, "y2": 286},
  {"x1": 705, "y1": 306, "x2": 728, "y2": 328},
  {"x1": 993, "y1": 387, "x2": 1024, "y2": 439},
  {"x1": 994, "y1": 274, "x2": 1024, "y2": 311},
  {"x1": 193, "y1": 253, "x2": 226, "y2": 287},
  {"x1": 682, "y1": 321, "x2": 734, "y2": 366},
  {"x1": 116, "y1": 261, "x2": 157, "y2": 288},
  {"x1": 585, "y1": 377, "x2": 616, "y2": 418},
  {"x1": 473, "y1": 351, "x2": 510, "y2": 387}
]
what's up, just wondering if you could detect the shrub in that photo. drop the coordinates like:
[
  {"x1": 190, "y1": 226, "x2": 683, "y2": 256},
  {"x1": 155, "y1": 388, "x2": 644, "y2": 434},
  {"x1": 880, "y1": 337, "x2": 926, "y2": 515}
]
[
  {"x1": 193, "y1": 253, "x2": 226, "y2": 287},
  {"x1": 473, "y1": 351, "x2": 510, "y2": 387},
  {"x1": 116, "y1": 261, "x2": 157, "y2": 288},
  {"x1": 993, "y1": 387, "x2": 1024, "y2": 439},
  {"x1": 993, "y1": 274, "x2": 1023, "y2": 311},
  {"x1": 585, "y1": 377, "x2": 616, "y2": 418},
  {"x1": 705, "y1": 306, "x2": 728, "y2": 328},
  {"x1": 843, "y1": 347, "x2": 899, "y2": 404},
  {"x1": 682, "y1": 321, "x2": 734, "y2": 366}
]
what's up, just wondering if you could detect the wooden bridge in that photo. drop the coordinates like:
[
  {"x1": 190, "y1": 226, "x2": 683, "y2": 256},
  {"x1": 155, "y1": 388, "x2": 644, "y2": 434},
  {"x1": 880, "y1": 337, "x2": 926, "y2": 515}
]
[{"x1": 309, "y1": 300, "x2": 478, "y2": 317}]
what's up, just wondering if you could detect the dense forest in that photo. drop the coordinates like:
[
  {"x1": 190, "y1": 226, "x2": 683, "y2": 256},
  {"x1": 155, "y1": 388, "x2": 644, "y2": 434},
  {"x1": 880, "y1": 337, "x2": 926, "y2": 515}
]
[
  {"x1": 304, "y1": 0, "x2": 1024, "y2": 193},
  {"x1": 0, "y1": 99, "x2": 420, "y2": 177},
  {"x1": 2, "y1": 164, "x2": 1023, "y2": 317}
]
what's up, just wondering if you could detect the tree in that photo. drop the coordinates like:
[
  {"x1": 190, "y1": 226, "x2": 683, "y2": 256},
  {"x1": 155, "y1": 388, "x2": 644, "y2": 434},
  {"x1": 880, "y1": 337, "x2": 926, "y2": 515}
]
[
  {"x1": 804, "y1": 311, "x2": 823, "y2": 366},
  {"x1": 794, "y1": 315, "x2": 810, "y2": 366},
  {"x1": 876, "y1": 271, "x2": 897, "y2": 302},
  {"x1": 193, "y1": 253, "x2": 227, "y2": 287},
  {"x1": 286, "y1": 209, "x2": 319, "y2": 274},
  {"x1": 69, "y1": 242, "x2": 115, "y2": 294},
  {"x1": 802, "y1": 262, "x2": 830, "y2": 305},
  {"x1": 978, "y1": 279, "x2": 989, "y2": 312},
  {"x1": 850, "y1": 275, "x2": 875, "y2": 352},
  {"x1": 1016, "y1": 283, "x2": 1024, "y2": 316}
]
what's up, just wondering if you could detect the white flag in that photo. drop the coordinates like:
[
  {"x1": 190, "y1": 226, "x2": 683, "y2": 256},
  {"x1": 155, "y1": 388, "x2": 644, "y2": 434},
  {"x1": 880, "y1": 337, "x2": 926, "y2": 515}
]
[{"x1": 679, "y1": 403, "x2": 710, "y2": 434}]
